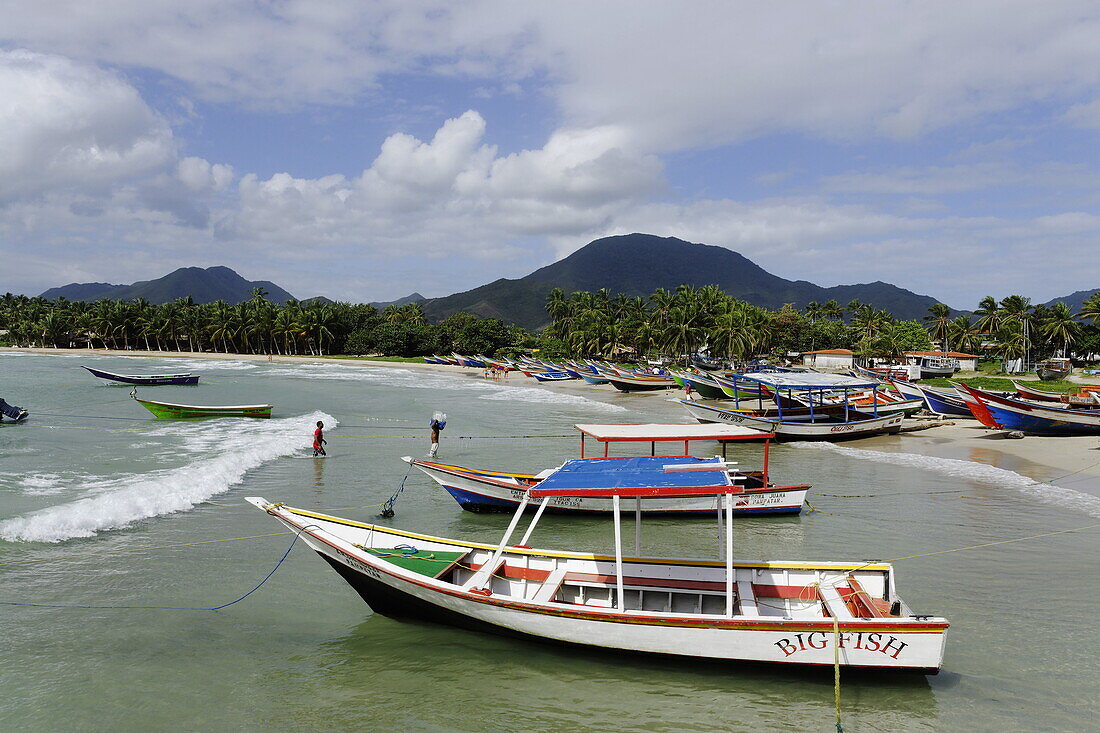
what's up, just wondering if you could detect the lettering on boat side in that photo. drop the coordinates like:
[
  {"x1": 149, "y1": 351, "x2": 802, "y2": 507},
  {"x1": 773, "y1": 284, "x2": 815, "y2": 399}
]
[
  {"x1": 773, "y1": 632, "x2": 908, "y2": 659},
  {"x1": 509, "y1": 489, "x2": 581, "y2": 507},
  {"x1": 829, "y1": 424, "x2": 857, "y2": 433},
  {"x1": 339, "y1": 550, "x2": 382, "y2": 580}
]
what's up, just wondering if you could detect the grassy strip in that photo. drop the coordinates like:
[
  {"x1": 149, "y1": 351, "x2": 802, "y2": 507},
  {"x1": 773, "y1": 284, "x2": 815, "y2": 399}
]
[{"x1": 920, "y1": 376, "x2": 1083, "y2": 392}]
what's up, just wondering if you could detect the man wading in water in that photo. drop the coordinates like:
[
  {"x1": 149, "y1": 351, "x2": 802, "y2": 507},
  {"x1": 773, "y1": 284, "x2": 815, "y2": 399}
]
[
  {"x1": 313, "y1": 420, "x2": 328, "y2": 457},
  {"x1": 428, "y1": 413, "x2": 446, "y2": 458}
]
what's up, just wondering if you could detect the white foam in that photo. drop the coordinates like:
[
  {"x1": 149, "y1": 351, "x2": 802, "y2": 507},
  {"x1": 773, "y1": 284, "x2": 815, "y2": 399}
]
[
  {"x1": 268, "y1": 363, "x2": 628, "y2": 411},
  {"x1": 17, "y1": 473, "x2": 67, "y2": 495},
  {"x1": 111, "y1": 357, "x2": 259, "y2": 371},
  {"x1": 801, "y1": 443, "x2": 1100, "y2": 518},
  {"x1": 0, "y1": 411, "x2": 336, "y2": 543}
]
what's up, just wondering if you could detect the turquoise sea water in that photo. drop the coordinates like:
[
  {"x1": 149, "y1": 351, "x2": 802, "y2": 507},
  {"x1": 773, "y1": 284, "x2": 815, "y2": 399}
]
[{"x1": 2, "y1": 352, "x2": 1099, "y2": 731}]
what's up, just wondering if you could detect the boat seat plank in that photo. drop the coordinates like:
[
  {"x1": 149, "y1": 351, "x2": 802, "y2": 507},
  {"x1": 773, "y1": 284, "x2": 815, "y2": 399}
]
[
  {"x1": 845, "y1": 576, "x2": 890, "y2": 618},
  {"x1": 736, "y1": 581, "x2": 760, "y2": 616},
  {"x1": 818, "y1": 583, "x2": 856, "y2": 620},
  {"x1": 532, "y1": 568, "x2": 568, "y2": 602}
]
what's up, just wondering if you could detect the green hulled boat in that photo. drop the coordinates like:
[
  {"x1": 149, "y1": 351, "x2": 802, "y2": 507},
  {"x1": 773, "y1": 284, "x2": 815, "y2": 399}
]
[{"x1": 132, "y1": 392, "x2": 273, "y2": 419}]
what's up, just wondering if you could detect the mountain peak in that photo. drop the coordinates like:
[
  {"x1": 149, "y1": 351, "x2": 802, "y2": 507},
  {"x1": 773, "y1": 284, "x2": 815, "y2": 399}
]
[
  {"x1": 39, "y1": 266, "x2": 296, "y2": 305},
  {"x1": 421, "y1": 232, "x2": 949, "y2": 328}
]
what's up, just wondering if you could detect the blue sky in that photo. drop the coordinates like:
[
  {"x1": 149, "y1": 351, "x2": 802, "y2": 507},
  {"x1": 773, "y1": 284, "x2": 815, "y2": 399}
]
[{"x1": 1, "y1": 2, "x2": 1099, "y2": 308}]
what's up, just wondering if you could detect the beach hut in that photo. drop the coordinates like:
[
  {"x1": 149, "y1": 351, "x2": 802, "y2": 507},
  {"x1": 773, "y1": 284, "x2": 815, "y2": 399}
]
[{"x1": 799, "y1": 348, "x2": 855, "y2": 369}]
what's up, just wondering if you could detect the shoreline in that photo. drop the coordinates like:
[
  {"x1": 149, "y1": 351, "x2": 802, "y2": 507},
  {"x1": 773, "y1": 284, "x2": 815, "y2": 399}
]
[{"x1": 8, "y1": 345, "x2": 1100, "y2": 490}]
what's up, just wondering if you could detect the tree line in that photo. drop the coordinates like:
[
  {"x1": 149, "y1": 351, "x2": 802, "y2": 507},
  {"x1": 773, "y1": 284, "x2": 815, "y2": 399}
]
[
  {"x1": 0, "y1": 289, "x2": 528, "y2": 357},
  {"x1": 2, "y1": 285, "x2": 1098, "y2": 363}
]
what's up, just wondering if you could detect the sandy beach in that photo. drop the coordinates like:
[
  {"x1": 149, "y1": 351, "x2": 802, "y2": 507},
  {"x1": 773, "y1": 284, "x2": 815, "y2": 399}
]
[{"x1": 8, "y1": 345, "x2": 1100, "y2": 492}]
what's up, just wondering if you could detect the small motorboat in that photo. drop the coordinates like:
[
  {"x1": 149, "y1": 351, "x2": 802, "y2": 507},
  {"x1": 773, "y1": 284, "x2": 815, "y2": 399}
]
[
  {"x1": 0, "y1": 398, "x2": 28, "y2": 422},
  {"x1": 83, "y1": 365, "x2": 200, "y2": 385},
  {"x1": 130, "y1": 389, "x2": 272, "y2": 419}
]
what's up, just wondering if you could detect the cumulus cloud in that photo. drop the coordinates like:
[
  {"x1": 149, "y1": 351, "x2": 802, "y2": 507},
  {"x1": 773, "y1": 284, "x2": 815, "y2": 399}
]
[
  {"x1": 227, "y1": 110, "x2": 662, "y2": 255},
  {"x1": 6, "y1": 3, "x2": 1100, "y2": 147},
  {"x1": 0, "y1": 49, "x2": 175, "y2": 202}
]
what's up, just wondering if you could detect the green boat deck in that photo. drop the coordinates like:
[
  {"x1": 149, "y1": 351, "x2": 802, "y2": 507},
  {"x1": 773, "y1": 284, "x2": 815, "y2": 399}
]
[{"x1": 362, "y1": 548, "x2": 468, "y2": 577}]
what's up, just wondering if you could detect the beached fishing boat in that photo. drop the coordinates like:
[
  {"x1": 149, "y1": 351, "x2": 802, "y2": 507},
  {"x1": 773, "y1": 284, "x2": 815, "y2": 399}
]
[
  {"x1": 0, "y1": 397, "x2": 28, "y2": 422},
  {"x1": 605, "y1": 372, "x2": 678, "y2": 392},
  {"x1": 83, "y1": 365, "x2": 200, "y2": 386},
  {"x1": 712, "y1": 374, "x2": 767, "y2": 400},
  {"x1": 405, "y1": 423, "x2": 809, "y2": 516},
  {"x1": 131, "y1": 390, "x2": 273, "y2": 419},
  {"x1": 1012, "y1": 381, "x2": 1066, "y2": 403},
  {"x1": 1035, "y1": 358, "x2": 1072, "y2": 381},
  {"x1": 773, "y1": 387, "x2": 923, "y2": 417},
  {"x1": 669, "y1": 370, "x2": 728, "y2": 399},
  {"x1": 885, "y1": 378, "x2": 972, "y2": 417},
  {"x1": 679, "y1": 400, "x2": 904, "y2": 440},
  {"x1": 957, "y1": 384, "x2": 1100, "y2": 435},
  {"x1": 532, "y1": 372, "x2": 577, "y2": 382},
  {"x1": 679, "y1": 372, "x2": 906, "y2": 440},
  {"x1": 246, "y1": 492, "x2": 948, "y2": 671}
]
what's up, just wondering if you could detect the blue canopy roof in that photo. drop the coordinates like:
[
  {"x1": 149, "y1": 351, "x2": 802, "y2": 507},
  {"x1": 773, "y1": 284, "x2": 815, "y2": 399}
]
[
  {"x1": 537, "y1": 456, "x2": 728, "y2": 491},
  {"x1": 731, "y1": 372, "x2": 879, "y2": 390}
]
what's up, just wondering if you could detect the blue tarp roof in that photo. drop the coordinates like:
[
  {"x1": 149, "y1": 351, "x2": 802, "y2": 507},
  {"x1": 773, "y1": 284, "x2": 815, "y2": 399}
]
[
  {"x1": 537, "y1": 456, "x2": 728, "y2": 491},
  {"x1": 732, "y1": 372, "x2": 878, "y2": 390}
]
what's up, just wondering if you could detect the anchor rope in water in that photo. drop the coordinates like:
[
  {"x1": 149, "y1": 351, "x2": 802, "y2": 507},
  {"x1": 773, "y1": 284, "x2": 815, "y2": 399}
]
[{"x1": 0, "y1": 527, "x2": 316, "y2": 609}]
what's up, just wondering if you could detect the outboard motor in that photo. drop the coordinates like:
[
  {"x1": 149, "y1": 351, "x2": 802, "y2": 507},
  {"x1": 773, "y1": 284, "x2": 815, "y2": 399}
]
[{"x1": 0, "y1": 398, "x2": 28, "y2": 422}]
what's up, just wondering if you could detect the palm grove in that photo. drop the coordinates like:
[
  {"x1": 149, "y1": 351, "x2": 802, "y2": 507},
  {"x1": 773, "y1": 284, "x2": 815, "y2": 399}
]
[{"x1": 2, "y1": 285, "x2": 1099, "y2": 364}]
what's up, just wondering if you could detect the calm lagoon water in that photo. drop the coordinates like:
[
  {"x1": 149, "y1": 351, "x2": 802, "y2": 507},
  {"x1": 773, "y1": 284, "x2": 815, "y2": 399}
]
[{"x1": 2, "y1": 352, "x2": 1098, "y2": 731}]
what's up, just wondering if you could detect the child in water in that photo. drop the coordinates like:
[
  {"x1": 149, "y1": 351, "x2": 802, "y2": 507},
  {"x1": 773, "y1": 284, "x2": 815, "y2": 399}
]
[{"x1": 313, "y1": 420, "x2": 327, "y2": 457}]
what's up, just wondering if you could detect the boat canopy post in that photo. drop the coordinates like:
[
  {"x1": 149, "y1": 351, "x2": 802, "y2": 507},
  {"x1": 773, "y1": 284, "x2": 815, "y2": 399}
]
[
  {"x1": 468, "y1": 494, "x2": 530, "y2": 590},
  {"x1": 872, "y1": 384, "x2": 879, "y2": 416},
  {"x1": 716, "y1": 498, "x2": 724, "y2": 559},
  {"x1": 762, "y1": 436, "x2": 770, "y2": 486},
  {"x1": 809, "y1": 388, "x2": 816, "y2": 421},
  {"x1": 580, "y1": 432, "x2": 585, "y2": 459},
  {"x1": 518, "y1": 495, "x2": 551, "y2": 546},
  {"x1": 844, "y1": 388, "x2": 849, "y2": 422},
  {"x1": 613, "y1": 495, "x2": 625, "y2": 611},
  {"x1": 634, "y1": 497, "x2": 642, "y2": 555},
  {"x1": 725, "y1": 492, "x2": 734, "y2": 617}
]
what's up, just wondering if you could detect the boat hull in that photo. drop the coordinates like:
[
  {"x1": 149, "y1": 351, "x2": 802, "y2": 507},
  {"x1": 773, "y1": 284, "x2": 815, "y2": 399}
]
[
  {"x1": 134, "y1": 399, "x2": 273, "y2": 419},
  {"x1": 251, "y1": 500, "x2": 948, "y2": 672},
  {"x1": 409, "y1": 460, "x2": 806, "y2": 516},
  {"x1": 959, "y1": 385, "x2": 1100, "y2": 435},
  {"x1": 606, "y1": 376, "x2": 677, "y2": 392},
  {"x1": 678, "y1": 400, "x2": 904, "y2": 440},
  {"x1": 83, "y1": 366, "x2": 199, "y2": 385}
]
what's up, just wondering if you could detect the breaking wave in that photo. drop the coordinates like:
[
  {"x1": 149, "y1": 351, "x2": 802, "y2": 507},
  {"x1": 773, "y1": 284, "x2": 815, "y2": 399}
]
[
  {"x1": 0, "y1": 411, "x2": 335, "y2": 543},
  {"x1": 800, "y1": 443, "x2": 1100, "y2": 518}
]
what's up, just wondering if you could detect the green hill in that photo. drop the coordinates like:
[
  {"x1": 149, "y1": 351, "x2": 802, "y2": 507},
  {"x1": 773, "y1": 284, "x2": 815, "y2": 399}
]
[
  {"x1": 40, "y1": 266, "x2": 295, "y2": 305},
  {"x1": 421, "y1": 233, "x2": 950, "y2": 328}
]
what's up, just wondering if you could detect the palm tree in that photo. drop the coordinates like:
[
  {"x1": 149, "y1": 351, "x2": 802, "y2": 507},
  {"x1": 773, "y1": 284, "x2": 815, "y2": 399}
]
[
  {"x1": 1042, "y1": 301, "x2": 1080, "y2": 358},
  {"x1": 948, "y1": 315, "x2": 980, "y2": 355},
  {"x1": 1078, "y1": 292, "x2": 1100, "y2": 325},
  {"x1": 822, "y1": 299, "x2": 843, "y2": 321},
  {"x1": 999, "y1": 295, "x2": 1033, "y2": 366},
  {"x1": 923, "y1": 303, "x2": 952, "y2": 353}
]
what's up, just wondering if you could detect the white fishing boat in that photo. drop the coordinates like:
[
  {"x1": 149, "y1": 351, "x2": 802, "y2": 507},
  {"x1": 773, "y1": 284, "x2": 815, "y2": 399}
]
[
  {"x1": 247, "y1": 491, "x2": 948, "y2": 672},
  {"x1": 680, "y1": 372, "x2": 906, "y2": 440},
  {"x1": 404, "y1": 423, "x2": 810, "y2": 516}
]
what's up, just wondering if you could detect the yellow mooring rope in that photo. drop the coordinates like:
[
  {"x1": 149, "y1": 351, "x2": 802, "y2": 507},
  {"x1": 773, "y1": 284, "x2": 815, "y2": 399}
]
[{"x1": 833, "y1": 613, "x2": 843, "y2": 732}]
